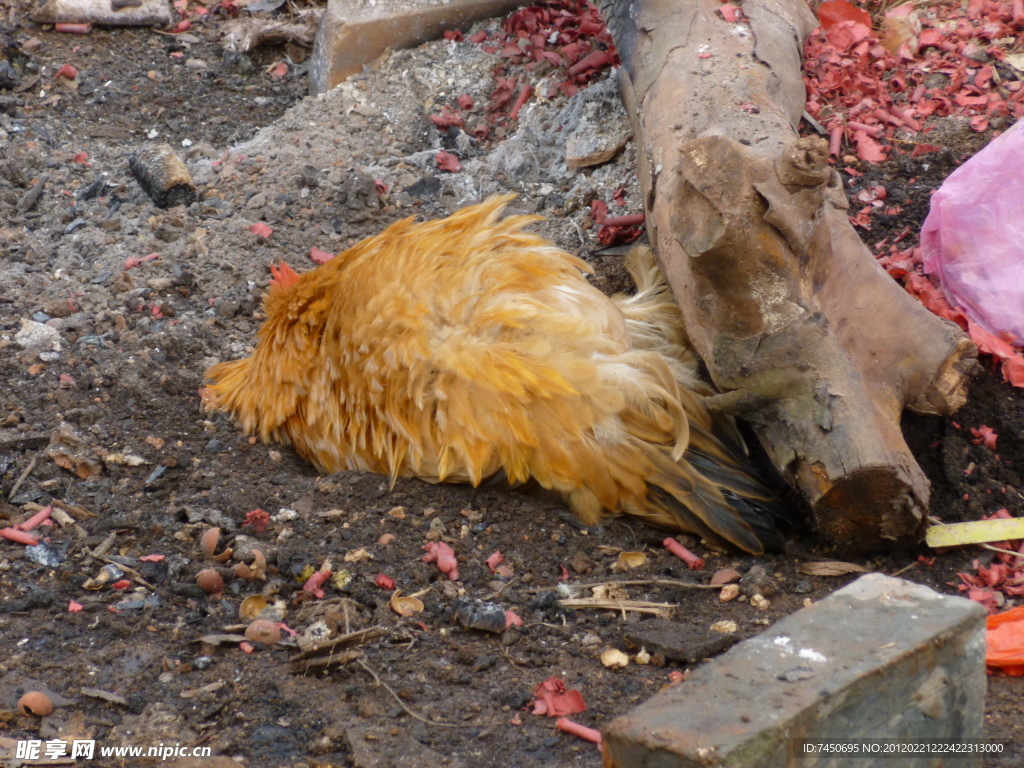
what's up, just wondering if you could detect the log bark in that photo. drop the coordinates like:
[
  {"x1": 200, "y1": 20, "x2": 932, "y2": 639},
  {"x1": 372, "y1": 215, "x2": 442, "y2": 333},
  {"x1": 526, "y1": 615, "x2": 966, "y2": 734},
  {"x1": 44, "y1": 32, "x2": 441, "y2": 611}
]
[{"x1": 593, "y1": 0, "x2": 976, "y2": 549}]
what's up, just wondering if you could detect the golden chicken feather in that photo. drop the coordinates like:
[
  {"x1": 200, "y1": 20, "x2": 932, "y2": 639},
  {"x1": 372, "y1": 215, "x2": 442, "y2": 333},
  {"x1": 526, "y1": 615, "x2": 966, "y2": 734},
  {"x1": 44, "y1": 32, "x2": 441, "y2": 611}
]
[{"x1": 205, "y1": 195, "x2": 778, "y2": 553}]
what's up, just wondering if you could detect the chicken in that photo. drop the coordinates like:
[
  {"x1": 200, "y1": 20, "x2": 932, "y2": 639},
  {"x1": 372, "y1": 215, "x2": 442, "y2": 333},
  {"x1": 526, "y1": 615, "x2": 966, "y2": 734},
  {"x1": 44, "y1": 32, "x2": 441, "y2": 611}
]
[{"x1": 204, "y1": 195, "x2": 779, "y2": 553}]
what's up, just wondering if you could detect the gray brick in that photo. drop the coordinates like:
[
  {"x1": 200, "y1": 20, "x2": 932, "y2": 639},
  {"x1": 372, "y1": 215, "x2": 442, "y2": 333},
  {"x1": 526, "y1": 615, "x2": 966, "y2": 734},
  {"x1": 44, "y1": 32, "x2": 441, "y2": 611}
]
[
  {"x1": 309, "y1": 0, "x2": 525, "y2": 96},
  {"x1": 603, "y1": 574, "x2": 988, "y2": 767}
]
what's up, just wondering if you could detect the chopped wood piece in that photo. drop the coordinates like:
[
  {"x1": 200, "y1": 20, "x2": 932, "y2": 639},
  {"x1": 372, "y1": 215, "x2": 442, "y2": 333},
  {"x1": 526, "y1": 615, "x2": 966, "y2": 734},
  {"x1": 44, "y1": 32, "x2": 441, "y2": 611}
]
[{"x1": 592, "y1": 0, "x2": 976, "y2": 550}]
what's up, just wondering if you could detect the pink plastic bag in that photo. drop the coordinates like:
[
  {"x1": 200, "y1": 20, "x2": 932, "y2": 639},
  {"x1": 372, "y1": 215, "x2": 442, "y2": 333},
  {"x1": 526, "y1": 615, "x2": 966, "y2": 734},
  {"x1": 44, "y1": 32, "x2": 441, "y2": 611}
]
[{"x1": 921, "y1": 119, "x2": 1024, "y2": 348}]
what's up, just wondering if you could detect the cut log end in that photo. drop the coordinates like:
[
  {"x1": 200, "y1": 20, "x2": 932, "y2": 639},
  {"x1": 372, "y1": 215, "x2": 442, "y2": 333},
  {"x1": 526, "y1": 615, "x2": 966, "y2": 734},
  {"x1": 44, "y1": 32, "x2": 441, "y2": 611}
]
[
  {"x1": 811, "y1": 467, "x2": 927, "y2": 551},
  {"x1": 905, "y1": 335, "x2": 979, "y2": 416}
]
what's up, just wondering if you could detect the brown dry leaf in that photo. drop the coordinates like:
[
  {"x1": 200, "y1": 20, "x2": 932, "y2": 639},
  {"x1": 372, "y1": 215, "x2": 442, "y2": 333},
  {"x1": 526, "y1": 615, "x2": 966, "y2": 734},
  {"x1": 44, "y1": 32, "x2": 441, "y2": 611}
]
[
  {"x1": 799, "y1": 561, "x2": 872, "y2": 577},
  {"x1": 389, "y1": 590, "x2": 424, "y2": 617},
  {"x1": 594, "y1": 545, "x2": 622, "y2": 557}
]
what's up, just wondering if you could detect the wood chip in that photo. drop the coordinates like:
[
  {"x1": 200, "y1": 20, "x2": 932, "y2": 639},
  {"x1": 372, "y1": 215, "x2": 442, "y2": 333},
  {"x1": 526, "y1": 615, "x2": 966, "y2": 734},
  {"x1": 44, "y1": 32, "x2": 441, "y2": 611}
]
[
  {"x1": 197, "y1": 633, "x2": 248, "y2": 645},
  {"x1": 798, "y1": 561, "x2": 873, "y2": 577},
  {"x1": 80, "y1": 687, "x2": 128, "y2": 706}
]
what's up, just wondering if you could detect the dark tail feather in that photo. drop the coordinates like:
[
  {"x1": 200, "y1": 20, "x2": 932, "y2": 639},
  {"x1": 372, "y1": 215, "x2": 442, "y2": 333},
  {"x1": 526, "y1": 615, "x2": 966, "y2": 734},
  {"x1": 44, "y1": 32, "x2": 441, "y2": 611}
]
[
  {"x1": 723, "y1": 493, "x2": 788, "y2": 552},
  {"x1": 635, "y1": 444, "x2": 765, "y2": 554},
  {"x1": 686, "y1": 449, "x2": 774, "y2": 503}
]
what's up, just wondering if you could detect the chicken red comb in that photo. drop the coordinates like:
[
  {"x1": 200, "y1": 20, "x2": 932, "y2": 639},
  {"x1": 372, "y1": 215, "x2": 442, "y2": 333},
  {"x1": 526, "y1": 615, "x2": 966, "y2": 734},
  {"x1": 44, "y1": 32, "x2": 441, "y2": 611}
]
[{"x1": 269, "y1": 261, "x2": 300, "y2": 289}]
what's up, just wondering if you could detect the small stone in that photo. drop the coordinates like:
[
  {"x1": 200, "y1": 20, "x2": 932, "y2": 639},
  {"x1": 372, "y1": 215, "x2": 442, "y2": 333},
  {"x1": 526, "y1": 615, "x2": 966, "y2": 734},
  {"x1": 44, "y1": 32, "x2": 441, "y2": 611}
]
[
  {"x1": 741, "y1": 564, "x2": 777, "y2": 597},
  {"x1": 719, "y1": 584, "x2": 740, "y2": 602},
  {"x1": 15, "y1": 319, "x2": 62, "y2": 352},
  {"x1": 205, "y1": 438, "x2": 228, "y2": 453},
  {"x1": 750, "y1": 593, "x2": 771, "y2": 611},
  {"x1": 711, "y1": 568, "x2": 742, "y2": 586},
  {"x1": 601, "y1": 648, "x2": 630, "y2": 669}
]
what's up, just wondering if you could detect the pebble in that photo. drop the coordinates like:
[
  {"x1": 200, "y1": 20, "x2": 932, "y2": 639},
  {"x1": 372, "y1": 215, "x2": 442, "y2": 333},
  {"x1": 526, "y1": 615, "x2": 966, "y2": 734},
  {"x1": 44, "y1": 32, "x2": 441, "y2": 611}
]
[
  {"x1": 15, "y1": 319, "x2": 62, "y2": 351},
  {"x1": 206, "y1": 438, "x2": 229, "y2": 453}
]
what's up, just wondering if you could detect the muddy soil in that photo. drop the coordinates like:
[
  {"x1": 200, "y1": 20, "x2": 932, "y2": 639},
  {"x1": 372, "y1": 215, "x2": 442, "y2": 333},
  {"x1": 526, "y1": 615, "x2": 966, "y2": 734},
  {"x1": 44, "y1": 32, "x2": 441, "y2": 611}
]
[{"x1": 0, "y1": 2, "x2": 1021, "y2": 767}]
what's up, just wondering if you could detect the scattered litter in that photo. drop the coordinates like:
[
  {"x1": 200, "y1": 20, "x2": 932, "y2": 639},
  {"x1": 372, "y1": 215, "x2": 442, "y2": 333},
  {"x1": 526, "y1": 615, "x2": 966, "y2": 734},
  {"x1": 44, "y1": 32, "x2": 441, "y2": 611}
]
[
  {"x1": 302, "y1": 570, "x2": 332, "y2": 598},
  {"x1": 388, "y1": 590, "x2": 424, "y2": 617},
  {"x1": 17, "y1": 691, "x2": 53, "y2": 717},
  {"x1": 239, "y1": 594, "x2": 268, "y2": 620},
  {"x1": 25, "y1": 542, "x2": 63, "y2": 567},
  {"x1": 244, "y1": 619, "x2": 282, "y2": 645},
  {"x1": 422, "y1": 541, "x2": 459, "y2": 580},
  {"x1": 453, "y1": 598, "x2": 507, "y2": 633},
  {"x1": 612, "y1": 551, "x2": 647, "y2": 571},
  {"x1": 711, "y1": 620, "x2": 739, "y2": 634},
  {"x1": 484, "y1": 550, "x2": 504, "y2": 572},
  {"x1": 600, "y1": 648, "x2": 629, "y2": 669},
  {"x1": 80, "y1": 688, "x2": 128, "y2": 706},
  {"x1": 921, "y1": 121, "x2": 1024, "y2": 349},
  {"x1": 710, "y1": 568, "x2": 741, "y2": 585},
  {"x1": 0, "y1": 528, "x2": 37, "y2": 548},
  {"x1": 128, "y1": 143, "x2": 197, "y2": 208},
  {"x1": 558, "y1": 596, "x2": 675, "y2": 619},
  {"x1": 31, "y1": 0, "x2": 170, "y2": 27},
  {"x1": 663, "y1": 537, "x2": 704, "y2": 570},
  {"x1": 556, "y1": 716, "x2": 602, "y2": 745},
  {"x1": 798, "y1": 561, "x2": 872, "y2": 577},
  {"x1": 987, "y1": 605, "x2": 1024, "y2": 676},
  {"x1": 195, "y1": 568, "x2": 224, "y2": 594},
  {"x1": 531, "y1": 676, "x2": 586, "y2": 717},
  {"x1": 222, "y1": 13, "x2": 320, "y2": 54},
  {"x1": 310, "y1": 247, "x2": 334, "y2": 265},
  {"x1": 971, "y1": 426, "x2": 998, "y2": 450},
  {"x1": 250, "y1": 221, "x2": 273, "y2": 239},
  {"x1": 435, "y1": 150, "x2": 462, "y2": 172},
  {"x1": 926, "y1": 516, "x2": 1024, "y2": 548}
]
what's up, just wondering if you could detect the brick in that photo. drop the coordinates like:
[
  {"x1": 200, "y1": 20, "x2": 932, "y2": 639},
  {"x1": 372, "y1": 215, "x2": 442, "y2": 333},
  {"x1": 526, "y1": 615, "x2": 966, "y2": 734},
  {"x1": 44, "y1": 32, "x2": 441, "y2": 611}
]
[
  {"x1": 309, "y1": 0, "x2": 525, "y2": 96},
  {"x1": 603, "y1": 574, "x2": 988, "y2": 768}
]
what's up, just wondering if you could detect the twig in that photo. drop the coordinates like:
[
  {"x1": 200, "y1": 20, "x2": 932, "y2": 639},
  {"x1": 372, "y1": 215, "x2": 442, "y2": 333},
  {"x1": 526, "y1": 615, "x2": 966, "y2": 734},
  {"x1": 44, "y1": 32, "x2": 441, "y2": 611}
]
[
  {"x1": 558, "y1": 597, "x2": 676, "y2": 618},
  {"x1": 289, "y1": 626, "x2": 386, "y2": 662},
  {"x1": 81, "y1": 531, "x2": 117, "y2": 567},
  {"x1": 482, "y1": 575, "x2": 520, "y2": 601},
  {"x1": 890, "y1": 561, "x2": 918, "y2": 577},
  {"x1": 576, "y1": 578, "x2": 718, "y2": 591},
  {"x1": 94, "y1": 554, "x2": 158, "y2": 590},
  {"x1": 356, "y1": 658, "x2": 492, "y2": 729},
  {"x1": 8, "y1": 454, "x2": 39, "y2": 501},
  {"x1": 981, "y1": 543, "x2": 1024, "y2": 560}
]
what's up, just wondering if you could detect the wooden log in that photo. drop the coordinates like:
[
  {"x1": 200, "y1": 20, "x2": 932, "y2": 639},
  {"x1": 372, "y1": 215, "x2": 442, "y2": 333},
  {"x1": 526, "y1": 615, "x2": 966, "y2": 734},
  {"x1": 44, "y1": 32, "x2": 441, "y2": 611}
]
[{"x1": 593, "y1": 0, "x2": 976, "y2": 549}]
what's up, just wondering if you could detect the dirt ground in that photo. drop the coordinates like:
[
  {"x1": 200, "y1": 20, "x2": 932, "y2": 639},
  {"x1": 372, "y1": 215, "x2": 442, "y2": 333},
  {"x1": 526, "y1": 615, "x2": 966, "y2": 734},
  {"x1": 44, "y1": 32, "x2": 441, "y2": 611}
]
[{"x1": 0, "y1": 2, "x2": 1022, "y2": 767}]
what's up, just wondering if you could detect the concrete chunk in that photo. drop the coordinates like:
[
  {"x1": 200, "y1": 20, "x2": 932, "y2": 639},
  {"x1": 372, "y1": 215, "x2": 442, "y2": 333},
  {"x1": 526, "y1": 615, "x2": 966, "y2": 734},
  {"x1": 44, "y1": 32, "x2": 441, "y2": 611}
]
[
  {"x1": 603, "y1": 574, "x2": 988, "y2": 768},
  {"x1": 309, "y1": 0, "x2": 525, "y2": 96}
]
